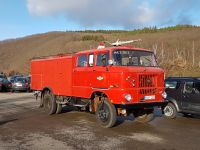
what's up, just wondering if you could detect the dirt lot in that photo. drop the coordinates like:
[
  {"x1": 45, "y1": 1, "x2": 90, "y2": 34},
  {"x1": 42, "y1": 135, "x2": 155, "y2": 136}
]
[{"x1": 0, "y1": 93, "x2": 200, "y2": 150}]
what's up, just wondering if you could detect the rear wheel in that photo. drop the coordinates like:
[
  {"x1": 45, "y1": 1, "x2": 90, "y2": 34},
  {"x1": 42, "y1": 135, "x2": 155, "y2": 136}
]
[
  {"x1": 43, "y1": 91, "x2": 57, "y2": 115},
  {"x1": 163, "y1": 103, "x2": 177, "y2": 119},
  {"x1": 135, "y1": 109, "x2": 154, "y2": 123},
  {"x1": 96, "y1": 97, "x2": 117, "y2": 128}
]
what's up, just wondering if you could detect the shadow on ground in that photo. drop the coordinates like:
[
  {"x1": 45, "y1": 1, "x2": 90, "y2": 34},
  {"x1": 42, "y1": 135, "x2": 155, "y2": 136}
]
[{"x1": 0, "y1": 118, "x2": 18, "y2": 126}]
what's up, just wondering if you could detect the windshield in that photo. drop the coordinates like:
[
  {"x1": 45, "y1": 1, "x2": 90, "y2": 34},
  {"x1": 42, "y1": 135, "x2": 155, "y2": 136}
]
[
  {"x1": 112, "y1": 50, "x2": 157, "y2": 67},
  {"x1": 0, "y1": 75, "x2": 6, "y2": 78},
  {"x1": 15, "y1": 78, "x2": 27, "y2": 83}
]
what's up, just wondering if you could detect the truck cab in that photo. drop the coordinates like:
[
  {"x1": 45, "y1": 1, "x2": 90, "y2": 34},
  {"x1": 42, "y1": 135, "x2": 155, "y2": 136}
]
[
  {"x1": 73, "y1": 46, "x2": 165, "y2": 104},
  {"x1": 71, "y1": 46, "x2": 166, "y2": 127},
  {"x1": 164, "y1": 77, "x2": 200, "y2": 118}
]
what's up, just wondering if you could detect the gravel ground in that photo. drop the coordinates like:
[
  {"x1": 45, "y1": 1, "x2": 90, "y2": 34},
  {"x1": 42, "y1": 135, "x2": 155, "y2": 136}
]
[{"x1": 0, "y1": 93, "x2": 200, "y2": 150}]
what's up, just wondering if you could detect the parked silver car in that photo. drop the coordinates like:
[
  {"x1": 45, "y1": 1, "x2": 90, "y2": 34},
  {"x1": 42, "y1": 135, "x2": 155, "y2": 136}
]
[{"x1": 11, "y1": 77, "x2": 29, "y2": 92}]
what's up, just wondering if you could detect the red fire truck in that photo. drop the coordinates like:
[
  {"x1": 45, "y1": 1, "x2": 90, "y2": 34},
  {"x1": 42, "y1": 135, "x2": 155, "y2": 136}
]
[{"x1": 31, "y1": 40, "x2": 167, "y2": 128}]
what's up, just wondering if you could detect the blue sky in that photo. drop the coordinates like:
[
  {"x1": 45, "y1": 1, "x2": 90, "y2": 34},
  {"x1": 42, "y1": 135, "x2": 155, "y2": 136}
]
[
  {"x1": 0, "y1": 0, "x2": 73, "y2": 40},
  {"x1": 0, "y1": 0, "x2": 200, "y2": 41}
]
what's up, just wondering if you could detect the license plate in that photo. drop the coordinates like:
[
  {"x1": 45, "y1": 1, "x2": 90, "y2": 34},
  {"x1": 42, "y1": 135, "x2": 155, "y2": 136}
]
[{"x1": 144, "y1": 95, "x2": 155, "y2": 100}]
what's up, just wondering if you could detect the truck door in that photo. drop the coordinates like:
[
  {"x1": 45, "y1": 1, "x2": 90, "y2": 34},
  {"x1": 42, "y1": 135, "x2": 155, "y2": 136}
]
[
  {"x1": 182, "y1": 81, "x2": 200, "y2": 112},
  {"x1": 165, "y1": 80, "x2": 182, "y2": 107},
  {"x1": 91, "y1": 51, "x2": 110, "y2": 90},
  {"x1": 73, "y1": 54, "x2": 90, "y2": 98}
]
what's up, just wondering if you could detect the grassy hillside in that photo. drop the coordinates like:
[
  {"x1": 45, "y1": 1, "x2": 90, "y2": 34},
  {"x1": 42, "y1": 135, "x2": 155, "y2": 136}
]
[{"x1": 0, "y1": 25, "x2": 200, "y2": 77}]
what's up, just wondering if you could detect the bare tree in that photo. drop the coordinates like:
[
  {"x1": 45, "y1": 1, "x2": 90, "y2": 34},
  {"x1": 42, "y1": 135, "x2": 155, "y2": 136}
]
[{"x1": 192, "y1": 41, "x2": 195, "y2": 66}]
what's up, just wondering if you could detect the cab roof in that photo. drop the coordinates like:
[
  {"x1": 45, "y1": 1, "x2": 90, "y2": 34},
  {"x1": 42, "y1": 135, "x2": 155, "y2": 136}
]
[
  {"x1": 32, "y1": 46, "x2": 151, "y2": 61},
  {"x1": 75, "y1": 46, "x2": 151, "y2": 55}
]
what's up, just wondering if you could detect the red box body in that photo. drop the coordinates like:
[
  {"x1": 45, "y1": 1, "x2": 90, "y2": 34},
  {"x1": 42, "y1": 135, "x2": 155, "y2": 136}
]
[{"x1": 31, "y1": 55, "x2": 73, "y2": 96}]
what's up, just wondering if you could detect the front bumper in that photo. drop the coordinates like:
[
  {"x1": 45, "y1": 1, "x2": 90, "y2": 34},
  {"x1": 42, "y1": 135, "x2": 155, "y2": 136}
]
[
  {"x1": 12, "y1": 86, "x2": 28, "y2": 91},
  {"x1": 115, "y1": 101, "x2": 168, "y2": 109}
]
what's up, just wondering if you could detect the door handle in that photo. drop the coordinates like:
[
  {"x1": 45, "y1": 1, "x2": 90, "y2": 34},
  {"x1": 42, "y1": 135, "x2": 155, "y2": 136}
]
[
  {"x1": 183, "y1": 94, "x2": 189, "y2": 98},
  {"x1": 93, "y1": 69, "x2": 96, "y2": 71}
]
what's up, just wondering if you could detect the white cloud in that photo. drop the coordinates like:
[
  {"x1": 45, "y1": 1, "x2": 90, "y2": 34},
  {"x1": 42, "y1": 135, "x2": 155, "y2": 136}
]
[
  {"x1": 137, "y1": 2, "x2": 155, "y2": 24},
  {"x1": 27, "y1": 0, "x2": 90, "y2": 16},
  {"x1": 27, "y1": 0, "x2": 200, "y2": 29}
]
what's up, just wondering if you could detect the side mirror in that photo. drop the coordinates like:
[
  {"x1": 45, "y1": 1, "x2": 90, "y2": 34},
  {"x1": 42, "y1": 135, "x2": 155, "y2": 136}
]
[{"x1": 108, "y1": 60, "x2": 113, "y2": 66}]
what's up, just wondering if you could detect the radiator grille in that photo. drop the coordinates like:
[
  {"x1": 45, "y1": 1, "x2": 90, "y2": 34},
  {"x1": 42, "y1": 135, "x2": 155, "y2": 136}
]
[
  {"x1": 139, "y1": 74, "x2": 156, "y2": 87},
  {"x1": 140, "y1": 88, "x2": 157, "y2": 94},
  {"x1": 139, "y1": 74, "x2": 157, "y2": 94}
]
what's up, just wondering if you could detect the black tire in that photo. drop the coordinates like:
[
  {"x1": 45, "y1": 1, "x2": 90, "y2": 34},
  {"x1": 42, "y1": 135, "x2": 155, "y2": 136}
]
[
  {"x1": 56, "y1": 104, "x2": 62, "y2": 114},
  {"x1": 135, "y1": 110, "x2": 154, "y2": 123},
  {"x1": 96, "y1": 98, "x2": 117, "y2": 128},
  {"x1": 163, "y1": 103, "x2": 177, "y2": 119},
  {"x1": 43, "y1": 91, "x2": 57, "y2": 115}
]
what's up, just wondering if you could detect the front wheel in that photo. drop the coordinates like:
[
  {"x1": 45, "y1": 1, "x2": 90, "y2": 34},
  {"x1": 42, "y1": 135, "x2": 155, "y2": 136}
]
[
  {"x1": 163, "y1": 103, "x2": 177, "y2": 119},
  {"x1": 96, "y1": 98, "x2": 117, "y2": 128}
]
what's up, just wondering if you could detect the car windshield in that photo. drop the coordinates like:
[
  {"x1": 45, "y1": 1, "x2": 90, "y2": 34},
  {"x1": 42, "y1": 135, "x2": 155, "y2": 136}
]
[
  {"x1": 0, "y1": 75, "x2": 6, "y2": 78},
  {"x1": 15, "y1": 78, "x2": 26, "y2": 83},
  {"x1": 112, "y1": 50, "x2": 157, "y2": 67}
]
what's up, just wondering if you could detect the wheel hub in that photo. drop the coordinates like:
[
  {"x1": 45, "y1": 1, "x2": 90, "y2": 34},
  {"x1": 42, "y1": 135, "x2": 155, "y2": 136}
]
[
  {"x1": 98, "y1": 106, "x2": 109, "y2": 122},
  {"x1": 164, "y1": 106, "x2": 173, "y2": 116}
]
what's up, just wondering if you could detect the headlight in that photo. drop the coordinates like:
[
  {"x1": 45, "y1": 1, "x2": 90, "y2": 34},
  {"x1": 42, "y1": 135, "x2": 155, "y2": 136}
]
[
  {"x1": 125, "y1": 94, "x2": 132, "y2": 102},
  {"x1": 162, "y1": 92, "x2": 167, "y2": 99}
]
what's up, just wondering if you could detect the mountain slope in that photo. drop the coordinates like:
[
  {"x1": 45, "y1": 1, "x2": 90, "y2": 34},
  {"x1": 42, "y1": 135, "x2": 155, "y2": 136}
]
[{"x1": 0, "y1": 27, "x2": 200, "y2": 76}]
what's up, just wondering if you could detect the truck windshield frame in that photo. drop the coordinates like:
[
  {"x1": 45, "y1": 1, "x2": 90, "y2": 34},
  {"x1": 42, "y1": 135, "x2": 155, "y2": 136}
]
[{"x1": 112, "y1": 49, "x2": 158, "y2": 67}]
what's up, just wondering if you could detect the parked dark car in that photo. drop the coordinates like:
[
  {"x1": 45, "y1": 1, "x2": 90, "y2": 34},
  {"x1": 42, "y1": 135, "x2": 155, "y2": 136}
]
[
  {"x1": 0, "y1": 79, "x2": 2, "y2": 91},
  {"x1": 0, "y1": 74, "x2": 3, "y2": 91},
  {"x1": 25, "y1": 76, "x2": 31, "y2": 92},
  {"x1": 0, "y1": 75, "x2": 12, "y2": 92},
  {"x1": 11, "y1": 77, "x2": 29, "y2": 92},
  {"x1": 163, "y1": 77, "x2": 200, "y2": 118},
  {"x1": 0, "y1": 74, "x2": 6, "y2": 78}
]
